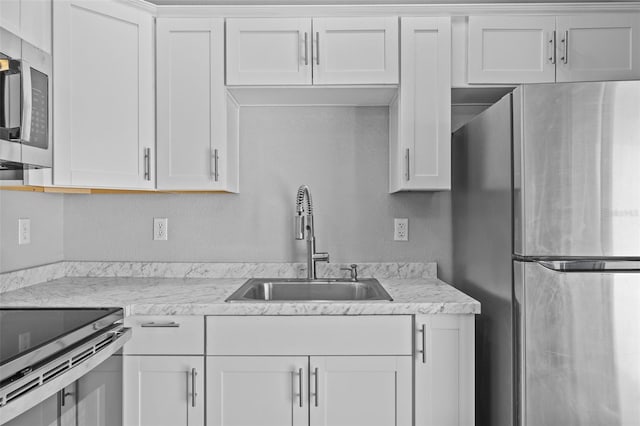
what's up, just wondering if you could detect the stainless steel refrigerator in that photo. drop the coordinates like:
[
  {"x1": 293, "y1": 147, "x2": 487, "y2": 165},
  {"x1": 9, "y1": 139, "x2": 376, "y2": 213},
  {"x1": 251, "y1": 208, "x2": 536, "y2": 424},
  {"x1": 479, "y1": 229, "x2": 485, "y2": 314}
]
[{"x1": 451, "y1": 81, "x2": 640, "y2": 426}]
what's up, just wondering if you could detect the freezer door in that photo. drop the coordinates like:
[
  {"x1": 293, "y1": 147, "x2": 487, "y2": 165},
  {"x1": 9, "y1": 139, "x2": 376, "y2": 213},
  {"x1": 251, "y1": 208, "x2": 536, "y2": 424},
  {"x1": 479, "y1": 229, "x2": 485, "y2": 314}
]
[
  {"x1": 514, "y1": 81, "x2": 640, "y2": 257},
  {"x1": 515, "y1": 260, "x2": 640, "y2": 426}
]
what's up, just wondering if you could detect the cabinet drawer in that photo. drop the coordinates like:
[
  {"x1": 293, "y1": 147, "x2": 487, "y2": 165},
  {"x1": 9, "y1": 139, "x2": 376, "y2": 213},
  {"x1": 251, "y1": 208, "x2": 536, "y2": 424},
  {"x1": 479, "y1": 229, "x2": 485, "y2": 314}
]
[
  {"x1": 123, "y1": 315, "x2": 204, "y2": 355},
  {"x1": 207, "y1": 316, "x2": 411, "y2": 356}
]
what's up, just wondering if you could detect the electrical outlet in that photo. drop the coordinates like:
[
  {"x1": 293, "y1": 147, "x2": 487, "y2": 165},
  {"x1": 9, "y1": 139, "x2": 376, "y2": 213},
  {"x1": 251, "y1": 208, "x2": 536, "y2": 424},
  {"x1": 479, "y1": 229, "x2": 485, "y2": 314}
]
[
  {"x1": 394, "y1": 218, "x2": 409, "y2": 241},
  {"x1": 18, "y1": 218, "x2": 31, "y2": 245},
  {"x1": 153, "y1": 218, "x2": 168, "y2": 241}
]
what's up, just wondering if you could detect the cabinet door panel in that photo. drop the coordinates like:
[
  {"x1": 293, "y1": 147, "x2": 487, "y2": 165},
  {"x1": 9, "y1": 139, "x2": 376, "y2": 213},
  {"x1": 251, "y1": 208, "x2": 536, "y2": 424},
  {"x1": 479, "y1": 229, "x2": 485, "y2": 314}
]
[
  {"x1": 557, "y1": 14, "x2": 640, "y2": 82},
  {"x1": 414, "y1": 315, "x2": 475, "y2": 426},
  {"x1": 53, "y1": 0, "x2": 154, "y2": 189},
  {"x1": 156, "y1": 18, "x2": 231, "y2": 190},
  {"x1": 309, "y1": 356, "x2": 411, "y2": 426},
  {"x1": 0, "y1": 0, "x2": 21, "y2": 36},
  {"x1": 468, "y1": 16, "x2": 556, "y2": 83},
  {"x1": 226, "y1": 18, "x2": 311, "y2": 85},
  {"x1": 124, "y1": 356, "x2": 204, "y2": 426},
  {"x1": 77, "y1": 356, "x2": 123, "y2": 426},
  {"x1": 312, "y1": 17, "x2": 398, "y2": 84},
  {"x1": 20, "y1": 0, "x2": 51, "y2": 53},
  {"x1": 390, "y1": 17, "x2": 450, "y2": 192},
  {"x1": 206, "y1": 356, "x2": 308, "y2": 426}
]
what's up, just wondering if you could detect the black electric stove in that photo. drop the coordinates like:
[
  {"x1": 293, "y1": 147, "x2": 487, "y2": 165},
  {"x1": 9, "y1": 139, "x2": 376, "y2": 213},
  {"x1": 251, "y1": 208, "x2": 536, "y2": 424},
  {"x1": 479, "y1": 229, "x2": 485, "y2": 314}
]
[{"x1": 0, "y1": 307, "x2": 123, "y2": 384}]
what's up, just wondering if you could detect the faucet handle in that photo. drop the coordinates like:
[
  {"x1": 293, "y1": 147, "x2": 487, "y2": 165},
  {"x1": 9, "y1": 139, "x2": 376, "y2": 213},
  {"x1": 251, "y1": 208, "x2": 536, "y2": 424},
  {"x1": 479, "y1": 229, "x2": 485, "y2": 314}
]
[{"x1": 340, "y1": 264, "x2": 358, "y2": 281}]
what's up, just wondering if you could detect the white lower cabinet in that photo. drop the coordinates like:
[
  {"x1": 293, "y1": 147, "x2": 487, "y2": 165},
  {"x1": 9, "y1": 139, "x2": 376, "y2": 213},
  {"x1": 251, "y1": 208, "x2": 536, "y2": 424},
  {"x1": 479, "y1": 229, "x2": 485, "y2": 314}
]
[
  {"x1": 207, "y1": 356, "x2": 308, "y2": 426},
  {"x1": 76, "y1": 357, "x2": 123, "y2": 426},
  {"x1": 310, "y1": 356, "x2": 411, "y2": 426},
  {"x1": 121, "y1": 314, "x2": 474, "y2": 426},
  {"x1": 123, "y1": 356, "x2": 204, "y2": 426},
  {"x1": 122, "y1": 316, "x2": 206, "y2": 426},
  {"x1": 415, "y1": 315, "x2": 475, "y2": 426},
  {"x1": 206, "y1": 355, "x2": 410, "y2": 426}
]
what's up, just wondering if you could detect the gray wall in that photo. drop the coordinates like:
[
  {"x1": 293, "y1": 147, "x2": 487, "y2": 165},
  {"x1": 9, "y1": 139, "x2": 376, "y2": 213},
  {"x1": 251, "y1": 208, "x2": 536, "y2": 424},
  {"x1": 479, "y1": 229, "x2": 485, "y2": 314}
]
[
  {"x1": 0, "y1": 190, "x2": 64, "y2": 273},
  {"x1": 63, "y1": 107, "x2": 452, "y2": 266}
]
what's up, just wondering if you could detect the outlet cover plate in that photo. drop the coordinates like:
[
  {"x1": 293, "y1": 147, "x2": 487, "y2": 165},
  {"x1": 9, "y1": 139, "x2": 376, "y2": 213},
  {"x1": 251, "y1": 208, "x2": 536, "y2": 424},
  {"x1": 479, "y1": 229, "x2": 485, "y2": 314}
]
[
  {"x1": 394, "y1": 218, "x2": 408, "y2": 241},
  {"x1": 18, "y1": 218, "x2": 31, "y2": 245},
  {"x1": 153, "y1": 218, "x2": 168, "y2": 241}
]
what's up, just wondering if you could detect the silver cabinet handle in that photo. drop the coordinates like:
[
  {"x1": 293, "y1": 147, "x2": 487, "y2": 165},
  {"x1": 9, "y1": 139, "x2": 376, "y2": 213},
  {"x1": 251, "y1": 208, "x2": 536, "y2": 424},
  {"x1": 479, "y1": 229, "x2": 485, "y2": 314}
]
[
  {"x1": 405, "y1": 148, "x2": 410, "y2": 181},
  {"x1": 418, "y1": 323, "x2": 427, "y2": 364},
  {"x1": 191, "y1": 368, "x2": 197, "y2": 408},
  {"x1": 297, "y1": 368, "x2": 304, "y2": 407},
  {"x1": 60, "y1": 389, "x2": 72, "y2": 407},
  {"x1": 304, "y1": 32, "x2": 309, "y2": 66},
  {"x1": 548, "y1": 31, "x2": 556, "y2": 64},
  {"x1": 140, "y1": 321, "x2": 180, "y2": 328},
  {"x1": 144, "y1": 147, "x2": 151, "y2": 181},
  {"x1": 313, "y1": 367, "x2": 319, "y2": 407},
  {"x1": 315, "y1": 32, "x2": 320, "y2": 65},
  {"x1": 211, "y1": 148, "x2": 219, "y2": 182},
  {"x1": 560, "y1": 30, "x2": 568, "y2": 64}
]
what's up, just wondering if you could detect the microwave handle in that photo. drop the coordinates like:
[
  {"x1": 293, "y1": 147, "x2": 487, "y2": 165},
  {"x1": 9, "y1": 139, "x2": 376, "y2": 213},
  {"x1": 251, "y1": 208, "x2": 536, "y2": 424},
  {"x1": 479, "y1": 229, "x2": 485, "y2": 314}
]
[{"x1": 21, "y1": 60, "x2": 33, "y2": 143}]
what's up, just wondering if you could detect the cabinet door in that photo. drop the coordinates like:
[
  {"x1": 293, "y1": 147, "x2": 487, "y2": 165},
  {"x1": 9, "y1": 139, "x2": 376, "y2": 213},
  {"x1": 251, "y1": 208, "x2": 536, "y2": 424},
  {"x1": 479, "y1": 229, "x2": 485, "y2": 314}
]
[
  {"x1": 2, "y1": 392, "x2": 58, "y2": 426},
  {"x1": 390, "y1": 17, "x2": 451, "y2": 192},
  {"x1": 77, "y1": 356, "x2": 123, "y2": 426},
  {"x1": 468, "y1": 16, "x2": 556, "y2": 84},
  {"x1": 312, "y1": 17, "x2": 398, "y2": 85},
  {"x1": 0, "y1": 0, "x2": 21, "y2": 36},
  {"x1": 53, "y1": 0, "x2": 155, "y2": 189},
  {"x1": 556, "y1": 14, "x2": 640, "y2": 82},
  {"x1": 124, "y1": 356, "x2": 204, "y2": 426},
  {"x1": 414, "y1": 315, "x2": 475, "y2": 426},
  {"x1": 206, "y1": 356, "x2": 308, "y2": 426},
  {"x1": 309, "y1": 356, "x2": 411, "y2": 426},
  {"x1": 157, "y1": 18, "x2": 235, "y2": 191},
  {"x1": 309, "y1": 356, "x2": 412, "y2": 426},
  {"x1": 226, "y1": 18, "x2": 312, "y2": 85},
  {"x1": 20, "y1": 0, "x2": 52, "y2": 53}
]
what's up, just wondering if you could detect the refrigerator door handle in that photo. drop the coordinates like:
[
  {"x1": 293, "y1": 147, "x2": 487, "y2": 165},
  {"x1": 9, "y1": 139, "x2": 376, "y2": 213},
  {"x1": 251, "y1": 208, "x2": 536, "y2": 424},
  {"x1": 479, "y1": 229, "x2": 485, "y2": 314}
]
[{"x1": 535, "y1": 259, "x2": 640, "y2": 272}]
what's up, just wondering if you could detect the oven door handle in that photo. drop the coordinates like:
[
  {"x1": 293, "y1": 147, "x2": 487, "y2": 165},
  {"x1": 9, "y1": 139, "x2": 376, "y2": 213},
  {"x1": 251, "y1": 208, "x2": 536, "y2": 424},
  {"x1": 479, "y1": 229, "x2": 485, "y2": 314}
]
[{"x1": 20, "y1": 60, "x2": 33, "y2": 143}]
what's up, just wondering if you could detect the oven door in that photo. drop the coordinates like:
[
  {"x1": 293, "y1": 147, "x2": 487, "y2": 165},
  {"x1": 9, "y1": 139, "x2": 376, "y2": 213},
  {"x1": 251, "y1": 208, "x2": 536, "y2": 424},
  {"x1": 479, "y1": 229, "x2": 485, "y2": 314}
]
[{"x1": 2, "y1": 356, "x2": 123, "y2": 426}]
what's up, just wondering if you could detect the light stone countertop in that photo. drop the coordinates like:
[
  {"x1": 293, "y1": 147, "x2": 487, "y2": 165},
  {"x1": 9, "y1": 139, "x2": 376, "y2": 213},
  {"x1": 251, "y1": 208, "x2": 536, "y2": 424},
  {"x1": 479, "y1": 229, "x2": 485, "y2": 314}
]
[{"x1": 0, "y1": 276, "x2": 480, "y2": 316}]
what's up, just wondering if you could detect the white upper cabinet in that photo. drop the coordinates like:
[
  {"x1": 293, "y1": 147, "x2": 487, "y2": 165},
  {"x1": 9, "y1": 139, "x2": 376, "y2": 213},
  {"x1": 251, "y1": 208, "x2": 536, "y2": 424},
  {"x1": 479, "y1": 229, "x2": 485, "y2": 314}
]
[
  {"x1": 390, "y1": 17, "x2": 451, "y2": 192},
  {"x1": 312, "y1": 17, "x2": 398, "y2": 85},
  {"x1": 0, "y1": 0, "x2": 51, "y2": 53},
  {"x1": 468, "y1": 13, "x2": 640, "y2": 84},
  {"x1": 226, "y1": 17, "x2": 398, "y2": 85},
  {"x1": 226, "y1": 18, "x2": 312, "y2": 85},
  {"x1": 53, "y1": 0, "x2": 155, "y2": 189},
  {"x1": 468, "y1": 16, "x2": 556, "y2": 84},
  {"x1": 556, "y1": 14, "x2": 640, "y2": 82},
  {"x1": 0, "y1": 1, "x2": 21, "y2": 36},
  {"x1": 156, "y1": 18, "x2": 239, "y2": 192}
]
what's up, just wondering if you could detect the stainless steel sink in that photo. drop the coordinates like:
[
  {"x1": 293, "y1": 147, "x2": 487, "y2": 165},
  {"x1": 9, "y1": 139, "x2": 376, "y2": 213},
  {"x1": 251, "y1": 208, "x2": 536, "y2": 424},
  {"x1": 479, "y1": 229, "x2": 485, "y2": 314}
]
[{"x1": 225, "y1": 278, "x2": 393, "y2": 302}]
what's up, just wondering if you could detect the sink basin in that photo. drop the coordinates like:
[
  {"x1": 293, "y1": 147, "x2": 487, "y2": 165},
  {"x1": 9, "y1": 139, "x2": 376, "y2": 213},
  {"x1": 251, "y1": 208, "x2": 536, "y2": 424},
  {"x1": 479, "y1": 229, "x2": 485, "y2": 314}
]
[{"x1": 225, "y1": 278, "x2": 393, "y2": 302}]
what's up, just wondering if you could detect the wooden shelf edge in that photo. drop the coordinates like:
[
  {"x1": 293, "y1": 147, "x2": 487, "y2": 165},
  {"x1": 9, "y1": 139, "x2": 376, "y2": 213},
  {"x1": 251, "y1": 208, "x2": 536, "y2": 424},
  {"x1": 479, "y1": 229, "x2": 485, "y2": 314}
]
[{"x1": 0, "y1": 186, "x2": 232, "y2": 194}]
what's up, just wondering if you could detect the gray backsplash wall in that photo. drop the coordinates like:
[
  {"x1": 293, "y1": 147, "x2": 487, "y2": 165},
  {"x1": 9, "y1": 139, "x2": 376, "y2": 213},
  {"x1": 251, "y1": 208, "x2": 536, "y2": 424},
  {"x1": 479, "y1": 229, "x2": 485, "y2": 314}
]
[
  {"x1": 64, "y1": 106, "x2": 452, "y2": 268},
  {"x1": 1, "y1": 107, "x2": 453, "y2": 275},
  {"x1": 0, "y1": 190, "x2": 64, "y2": 273}
]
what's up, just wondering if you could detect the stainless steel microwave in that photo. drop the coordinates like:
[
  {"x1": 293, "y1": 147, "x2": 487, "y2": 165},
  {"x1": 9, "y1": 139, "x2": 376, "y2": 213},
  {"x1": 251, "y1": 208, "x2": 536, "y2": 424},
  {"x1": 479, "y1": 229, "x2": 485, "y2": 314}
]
[{"x1": 0, "y1": 27, "x2": 52, "y2": 169}]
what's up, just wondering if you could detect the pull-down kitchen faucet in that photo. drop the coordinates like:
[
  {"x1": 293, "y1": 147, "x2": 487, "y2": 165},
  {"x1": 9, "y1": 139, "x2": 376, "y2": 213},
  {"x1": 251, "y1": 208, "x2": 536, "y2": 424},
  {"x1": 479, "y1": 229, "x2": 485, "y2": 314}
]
[{"x1": 295, "y1": 185, "x2": 329, "y2": 279}]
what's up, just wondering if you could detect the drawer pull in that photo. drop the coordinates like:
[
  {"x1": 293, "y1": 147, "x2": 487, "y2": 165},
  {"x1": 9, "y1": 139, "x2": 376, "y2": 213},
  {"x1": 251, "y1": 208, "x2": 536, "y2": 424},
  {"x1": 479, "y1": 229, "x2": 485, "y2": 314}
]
[
  {"x1": 313, "y1": 367, "x2": 319, "y2": 407},
  {"x1": 140, "y1": 321, "x2": 180, "y2": 328}
]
